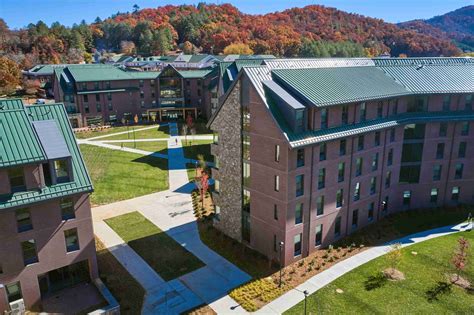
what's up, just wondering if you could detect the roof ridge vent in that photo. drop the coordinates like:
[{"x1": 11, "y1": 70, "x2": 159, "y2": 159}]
[{"x1": 416, "y1": 64, "x2": 425, "y2": 70}]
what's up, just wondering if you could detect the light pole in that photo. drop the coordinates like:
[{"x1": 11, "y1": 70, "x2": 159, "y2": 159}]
[
  {"x1": 303, "y1": 290, "x2": 309, "y2": 315},
  {"x1": 279, "y1": 241, "x2": 284, "y2": 288}
]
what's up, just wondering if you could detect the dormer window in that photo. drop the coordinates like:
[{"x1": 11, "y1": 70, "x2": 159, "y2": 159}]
[
  {"x1": 295, "y1": 109, "x2": 304, "y2": 132},
  {"x1": 8, "y1": 167, "x2": 26, "y2": 193},
  {"x1": 54, "y1": 159, "x2": 71, "y2": 183}
]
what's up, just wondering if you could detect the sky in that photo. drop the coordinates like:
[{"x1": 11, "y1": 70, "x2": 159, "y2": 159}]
[{"x1": 1, "y1": 0, "x2": 472, "y2": 29}]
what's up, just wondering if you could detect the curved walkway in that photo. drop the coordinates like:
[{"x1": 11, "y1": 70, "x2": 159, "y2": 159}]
[{"x1": 253, "y1": 222, "x2": 470, "y2": 314}]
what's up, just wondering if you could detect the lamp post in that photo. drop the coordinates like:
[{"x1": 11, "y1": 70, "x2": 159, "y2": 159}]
[
  {"x1": 279, "y1": 241, "x2": 284, "y2": 288},
  {"x1": 303, "y1": 290, "x2": 309, "y2": 315}
]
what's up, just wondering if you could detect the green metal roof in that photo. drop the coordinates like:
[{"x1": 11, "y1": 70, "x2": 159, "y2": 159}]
[
  {"x1": 0, "y1": 101, "x2": 93, "y2": 210},
  {"x1": 271, "y1": 67, "x2": 410, "y2": 107},
  {"x1": 0, "y1": 99, "x2": 26, "y2": 110},
  {"x1": 0, "y1": 108, "x2": 46, "y2": 168},
  {"x1": 178, "y1": 69, "x2": 213, "y2": 79},
  {"x1": 66, "y1": 65, "x2": 135, "y2": 82},
  {"x1": 378, "y1": 64, "x2": 474, "y2": 94}
]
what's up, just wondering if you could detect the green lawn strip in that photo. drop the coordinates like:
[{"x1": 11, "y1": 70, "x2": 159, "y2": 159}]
[
  {"x1": 285, "y1": 231, "x2": 474, "y2": 314},
  {"x1": 80, "y1": 144, "x2": 168, "y2": 205},
  {"x1": 114, "y1": 141, "x2": 168, "y2": 155},
  {"x1": 182, "y1": 139, "x2": 213, "y2": 162},
  {"x1": 95, "y1": 238, "x2": 145, "y2": 315},
  {"x1": 75, "y1": 126, "x2": 134, "y2": 139},
  {"x1": 96, "y1": 125, "x2": 169, "y2": 141},
  {"x1": 105, "y1": 212, "x2": 205, "y2": 281}
]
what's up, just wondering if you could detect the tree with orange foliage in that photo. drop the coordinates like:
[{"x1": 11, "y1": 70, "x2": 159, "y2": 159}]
[{"x1": 223, "y1": 42, "x2": 253, "y2": 55}]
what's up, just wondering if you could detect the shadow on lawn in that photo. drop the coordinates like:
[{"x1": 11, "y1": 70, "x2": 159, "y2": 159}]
[
  {"x1": 425, "y1": 281, "x2": 452, "y2": 302},
  {"x1": 364, "y1": 273, "x2": 388, "y2": 291},
  {"x1": 131, "y1": 153, "x2": 169, "y2": 170}
]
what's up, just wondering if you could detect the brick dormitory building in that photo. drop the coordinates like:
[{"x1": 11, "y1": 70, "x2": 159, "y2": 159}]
[
  {"x1": 208, "y1": 57, "x2": 474, "y2": 266},
  {"x1": 0, "y1": 99, "x2": 107, "y2": 313}
]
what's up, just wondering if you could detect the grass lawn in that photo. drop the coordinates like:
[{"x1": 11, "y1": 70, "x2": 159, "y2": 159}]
[
  {"x1": 95, "y1": 238, "x2": 145, "y2": 315},
  {"x1": 105, "y1": 212, "x2": 205, "y2": 281},
  {"x1": 286, "y1": 231, "x2": 474, "y2": 314},
  {"x1": 182, "y1": 139, "x2": 213, "y2": 162},
  {"x1": 75, "y1": 125, "x2": 150, "y2": 139},
  {"x1": 112, "y1": 141, "x2": 168, "y2": 155},
  {"x1": 186, "y1": 163, "x2": 198, "y2": 181},
  {"x1": 96, "y1": 125, "x2": 169, "y2": 141},
  {"x1": 80, "y1": 144, "x2": 168, "y2": 205}
]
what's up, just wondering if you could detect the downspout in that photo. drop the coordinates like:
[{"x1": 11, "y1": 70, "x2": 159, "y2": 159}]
[
  {"x1": 344, "y1": 103, "x2": 358, "y2": 237},
  {"x1": 306, "y1": 145, "x2": 315, "y2": 257}
]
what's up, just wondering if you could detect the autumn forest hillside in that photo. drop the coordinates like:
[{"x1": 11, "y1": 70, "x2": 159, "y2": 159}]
[{"x1": 0, "y1": 3, "x2": 468, "y2": 68}]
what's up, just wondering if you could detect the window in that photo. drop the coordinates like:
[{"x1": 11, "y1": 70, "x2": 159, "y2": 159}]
[
  {"x1": 321, "y1": 108, "x2": 328, "y2": 129},
  {"x1": 402, "y1": 143, "x2": 424, "y2": 163},
  {"x1": 94, "y1": 82, "x2": 99, "y2": 89},
  {"x1": 387, "y1": 149, "x2": 393, "y2": 166},
  {"x1": 452, "y1": 187, "x2": 460, "y2": 201},
  {"x1": 352, "y1": 209, "x2": 359, "y2": 229},
  {"x1": 390, "y1": 128, "x2": 395, "y2": 142},
  {"x1": 399, "y1": 165, "x2": 421, "y2": 184},
  {"x1": 459, "y1": 142, "x2": 467, "y2": 158},
  {"x1": 315, "y1": 224, "x2": 323, "y2": 246},
  {"x1": 374, "y1": 131, "x2": 381, "y2": 146},
  {"x1": 439, "y1": 123, "x2": 447, "y2": 137},
  {"x1": 273, "y1": 235, "x2": 277, "y2": 252},
  {"x1": 430, "y1": 188, "x2": 438, "y2": 203},
  {"x1": 274, "y1": 176, "x2": 279, "y2": 192},
  {"x1": 61, "y1": 198, "x2": 75, "y2": 220},
  {"x1": 296, "y1": 175, "x2": 304, "y2": 197},
  {"x1": 461, "y1": 122, "x2": 469, "y2": 136},
  {"x1": 65, "y1": 228, "x2": 79, "y2": 252},
  {"x1": 359, "y1": 102, "x2": 366, "y2": 122},
  {"x1": 297, "y1": 149, "x2": 305, "y2": 167},
  {"x1": 108, "y1": 103, "x2": 113, "y2": 111},
  {"x1": 404, "y1": 124, "x2": 425, "y2": 140},
  {"x1": 54, "y1": 159, "x2": 70, "y2": 183},
  {"x1": 336, "y1": 189, "x2": 343, "y2": 208},
  {"x1": 106, "y1": 81, "x2": 111, "y2": 89},
  {"x1": 339, "y1": 139, "x2": 346, "y2": 156},
  {"x1": 16, "y1": 209, "x2": 32, "y2": 233},
  {"x1": 370, "y1": 177, "x2": 377, "y2": 195},
  {"x1": 294, "y1": 234, "x2": 302, "y2": 257},
  {"x1": 84, "y1": 104, "x2": 89, "y2": 113},
  {"x1": 358, "y1": 135, "x2": 364, "y2": 151},
  {"x1": 81, "y1": 83, "x2": 87, "y2": 91},
  {"x1": 274, "y1": 205, "x2": 278, "y2": 220},
  {"x1": 316, "y1": 196, "x2": 324, "y2": 216},
  {"x1": 392, "y1": 99, "x2": 398, "y2": 115},
  {"x1": 243, "y1": 135, "x2": 250, "y2": 160},
  {"x1": 455, "y1": 163, "x2": 464, "y2": 179},
  {"x1": 334, "y1": 217, "x2": 341, "y2": 237},
  {"x1": 215, "y1": 206, "x2": 220, "y2": 220},
  {"x1": 96, "y1": 103, "x2": 101, "y2": 112},
  {"x1": 275, "y1": 145, "x2": 280, "y2": 162},
  {"x1": 385, "y1": 171, "x2": 391, "y2": 188},
  {"x1": 8, "y1": 167, "x2": 25, "y2": 192},
  {"x1": 341, "y1": 105, "x2": 349, "y2": 125},
  {"x1": 442, "y1": 95, "x2": 451, "y2": 111},
  {"x1": 214, "y1": 156, "x2": 220, "y2": 169},
  {"x1": 436, "y1": 143, "x2": 445, "y2": 159},
  {"x1": 354, "y1": 182, "x2": 360, "y2": 201},
  {"x1": 295, "y1": 110, "x2": 304, "y2": 132},
  {"x1": 319, "y1": 143, "x2": 326, "y2": 161},
  {"x1": 403, "y1": 190, "x2": 411, "y2": 206},
  {"x1": 22, "y1": 239, "x2": 38, "y2": 265},
  {"x1": 372, "y1": 153, "x2": 379, "y2": 171},
  {"x1": 139, "y1": 79, "x2": 144, "y2": 87},
  {"x1": 140, "y1": 90, "x2": 144, "y2": 99},
  {"x1": 95, "y1": 94, "x2": 100, "y2": 102},
  {"x1": 377, "y1": 102, "x2": 383, "y2": 118},
  {"x1": 318, "y1": 168, "x2": 325, "y2": 189},
  {"x1": 295, "y1": 203, "x2": 303, "y2": 225},
  {"x1": 433, "y1": 165, "x2": 442, "y2": 181},
  {"x1": 465, "y1": 94, "x2": 473, "y2": 110},
  {"x1": 214, "y1": 179, "x2": 220, "y2": 193},
  {"x1": 338, "y1": 162, "x2": 345, "y2": 182},
  {"x1": 409, "y1": 96, "x2": 426, "y2": 112},
  {"x1": 83, "y1": 94, "x2": 88, "y2": 102},
  {"x1": 150, "y1": 80, "x2": 155, "y2": 86},
  {"x1": 368, "y1": 203, "x2": 374, "y2": 221},
  {"x1": 6, "y1": 282, "x2": 22, "y2": 303},
  {"x1": 356, "y1": 158, "x2": 363, "y2": 176}
]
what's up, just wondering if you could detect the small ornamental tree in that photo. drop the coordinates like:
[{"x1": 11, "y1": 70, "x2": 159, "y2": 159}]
[
  {"x1": 451, "y1": 237, "x2": 470, "y2": 282},
  {"x1": 386, "y1": 243, "x2": 402, "y2": 273},
  {"x1": 181, "y1": 124, "x2": 188, "y2": 145},
  {"x1": 200, "y1": 172, "x2": 209, "y2": 208}
]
